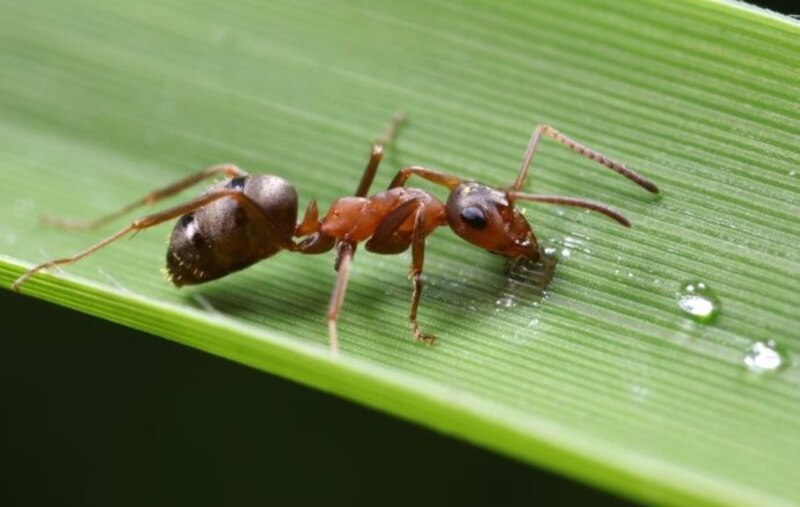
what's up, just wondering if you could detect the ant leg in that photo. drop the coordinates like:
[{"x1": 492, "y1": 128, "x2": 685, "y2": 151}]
[
  {"x1": 364, "y1": 199, "x2": 443, "y2": 340},
  {"x1": 328, "y1": 112, "x2": 406, "y2": 304},
  {"x1": 408, "y1": 203, "x2": 435, "y2": 344},
  {"x1": 12, "y1": 188, "x2": 271, "y2": 291},
  {"x1": 354, "y1": 112, "x2": 406, "y2": 197},
  {"x1": 323, "y1": 113, "x2": 412, "y2": 351},
  {"x1": 512, "y1": 124, "x2": 659, "y2": 194},
  {"x1": 354, "y1": 144, "x2": 385, "y2": 198},
  {"x1": 326, "y1": 240, "x2": 356, "y2": 354},
  {"x1": 388, "y1": 166, "x2": 462, "y2": 190},
  {"x1": 43, "y1": 164, "x2": 247, "y2": 230},
  {"x1": 510, "y1": 192, "x2": 631, "y2": 227}
]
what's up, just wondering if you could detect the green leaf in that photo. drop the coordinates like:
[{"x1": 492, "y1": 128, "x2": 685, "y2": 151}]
[{"x1": 1, "y1": 1, "x2": 798, "y2": 505}]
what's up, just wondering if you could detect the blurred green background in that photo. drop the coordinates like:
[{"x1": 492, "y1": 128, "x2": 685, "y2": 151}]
[{"x1": 1, "y1": 0, "x2": 794, "y2": 505}]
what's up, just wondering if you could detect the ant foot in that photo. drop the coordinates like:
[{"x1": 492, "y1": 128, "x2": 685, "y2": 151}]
[
  {"x1": 413, "y1": 330, "x2": 437, "y2": 345},
  {"x1": 10, "y1": 278, "x2": 23, "y2": 292}
]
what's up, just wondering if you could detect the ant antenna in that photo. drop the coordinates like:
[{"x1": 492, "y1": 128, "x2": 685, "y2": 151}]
[
  {"x1": 513, "y1": 124, "x2": 659, "y2": 194},
  {"x1": 509, "y1": 192, "x2": 632, "y2": 227}
]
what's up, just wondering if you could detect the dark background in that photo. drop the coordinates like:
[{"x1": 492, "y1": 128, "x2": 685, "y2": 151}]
[
  {"x1": 758, "y1": 0, "x2": 797, "y2": 14},
  {"x1": 1, "y1": 2, "x2": 793, "y2": 505},
  {"x1": 0, "y1": 291, "x2": 631, "y2": 506}
]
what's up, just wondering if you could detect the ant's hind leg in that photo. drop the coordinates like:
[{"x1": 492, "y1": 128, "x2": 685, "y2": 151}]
[
  {"x1": 321, "y1": 114, "x2": 407, "y2": 352},
  {"x1": 512, "y1": 124, "x2": 659, "y2": 194},
  {"x1": 43, "y1": 164, "x2": 247, "y2": 230},
  {"x1": 12, "y1": 188, "x2": 259, "y2": 292}
]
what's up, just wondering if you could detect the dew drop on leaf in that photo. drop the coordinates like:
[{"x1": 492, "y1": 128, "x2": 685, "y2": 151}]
[
  {"x1": 743, "y1": 340, "x2": 787, "y2": 374},
  {"x1": 677, "y1": 281, "x2": 720, "y2": 323}
]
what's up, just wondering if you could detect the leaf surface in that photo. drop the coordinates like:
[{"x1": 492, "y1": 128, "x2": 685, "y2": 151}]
[{"x1": 1, "y1": 1, "x2": 798, "y2": 505}]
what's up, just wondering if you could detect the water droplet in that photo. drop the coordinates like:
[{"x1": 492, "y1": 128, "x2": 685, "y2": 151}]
[
  {"x1": 543, "y1": 246, "x2": 557, "y2": 256},
  {"x1": 561, "y1": 248, "x2": 571, "y2": 258},
  {"x1": 743, "y1": 340, "x2": 787, "y2": 373},
  {"x1": 677, "y1": 281, "x2": 720, "y2": 323},
  {"x1": 495, "y1": 295, "x2": 516, "y2": 308},
  {"x1": 789, "y1": 170, "x2": 797, "y2": 177},
  {"x1": 630, "y1": 385, "x2": 650, "y2": 401}
]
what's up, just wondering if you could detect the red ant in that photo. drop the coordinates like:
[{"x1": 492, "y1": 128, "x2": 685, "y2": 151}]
[{"x1": 12, "y1": 114, "x2": 658, "y2": 352}]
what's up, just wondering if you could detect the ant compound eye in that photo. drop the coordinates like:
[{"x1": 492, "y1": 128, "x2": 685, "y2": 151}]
[
  {"x1": 460, "y1": 206, "x2": 487, "y2": 229},
  {"x1": 228, "y1": 176, "x2": 247, "y2": 190}
]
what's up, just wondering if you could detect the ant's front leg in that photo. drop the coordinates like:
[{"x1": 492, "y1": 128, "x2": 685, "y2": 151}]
[
  {"x1": 388, "y1": 166, "x2": 462, "y2": 191},
  {"x1": 367, "y1": 198, "x2": 442, "y2": 343},
  {"x1": 408, "y1": 202, "x2": 436, "y2": 344}
]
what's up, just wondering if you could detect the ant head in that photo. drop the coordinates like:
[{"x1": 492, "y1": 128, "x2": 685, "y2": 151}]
[{"x1": 446, "y1": 182, "x2": 539, "y2": 261}]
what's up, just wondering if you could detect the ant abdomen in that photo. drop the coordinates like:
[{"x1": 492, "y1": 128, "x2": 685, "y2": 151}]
[{"x1": 166, "y1": 175, "x2": 298, "y2": 286}]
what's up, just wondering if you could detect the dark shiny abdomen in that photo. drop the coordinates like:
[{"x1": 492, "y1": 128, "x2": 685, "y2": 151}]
[{"x1": 165, "y1": 175, "x2": 298, "y2": 286}]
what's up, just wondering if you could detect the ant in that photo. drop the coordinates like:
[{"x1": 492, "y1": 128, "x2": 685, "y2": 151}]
[{"x1": 12, "y1": 114, "x2": 658, "y2": 353}]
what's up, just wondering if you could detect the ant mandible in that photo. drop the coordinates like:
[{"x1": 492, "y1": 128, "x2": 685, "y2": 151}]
[{"x1": 12, "y1": 114, "x2": 659, "y2": 353}]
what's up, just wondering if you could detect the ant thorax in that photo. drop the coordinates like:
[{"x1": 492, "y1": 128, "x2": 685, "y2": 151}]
[{"x1": 320, "y1": 187, "x2": 446, "y2": 246}]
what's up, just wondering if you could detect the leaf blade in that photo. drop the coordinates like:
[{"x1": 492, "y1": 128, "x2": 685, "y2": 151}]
[{"x1": 1, "y1": 1, "x2": 799, "y2": 505}]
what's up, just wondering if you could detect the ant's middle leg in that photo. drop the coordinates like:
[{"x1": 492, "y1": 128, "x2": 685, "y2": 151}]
[
  {"x1": 12, "y1": 188, "x2": 269, "y2": 291},
  {"x1": 326, "y1": 240, "x2": 357, "y2": 354},
  {"x1": 43, "y1": 164, "x2": 247, "y2": 230}
]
